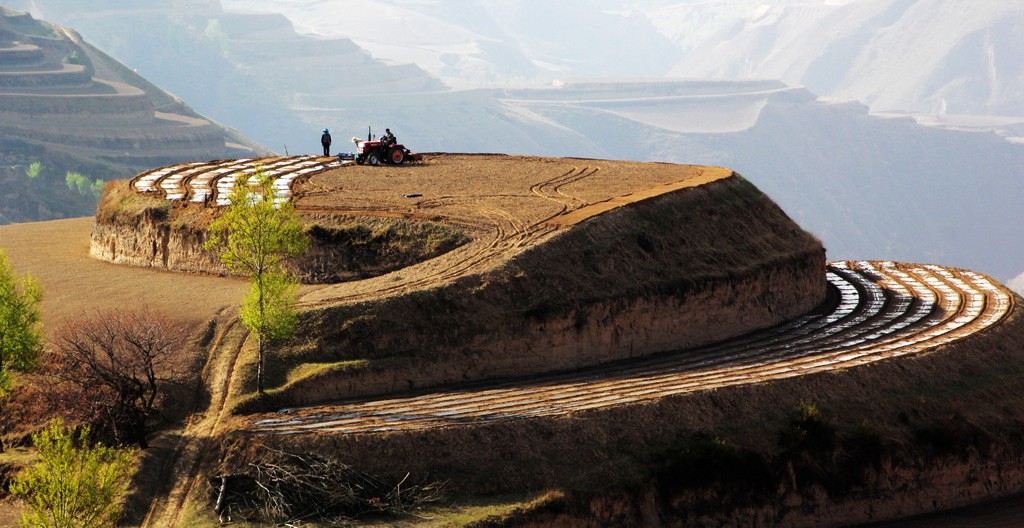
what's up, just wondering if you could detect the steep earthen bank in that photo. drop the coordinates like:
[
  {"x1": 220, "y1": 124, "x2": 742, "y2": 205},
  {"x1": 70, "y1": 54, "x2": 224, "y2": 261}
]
[
  {"x1": 252, "y1": 175, "x2": 826, "y2": 408},
  {"x1": 89, "y1": 159, "x2": 824, "y2": 410},
  {"x1": 90, "y1": 209, "x2": 223, "y2": 275},
  {"x1": 89, "y1": 197, "x2": 469, "y2": 283},
  {"x1": 254, "y1": 254, "x2": 822, "y2": 407},
  {"x1": 223, "y1": 299, "x2": 1024, "y2": 527}
]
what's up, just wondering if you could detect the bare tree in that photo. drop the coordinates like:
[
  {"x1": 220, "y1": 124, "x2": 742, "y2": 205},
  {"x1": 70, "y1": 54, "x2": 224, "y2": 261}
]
[{"x1": 48, "y1": 309, "x2": 186, "y2": 448}]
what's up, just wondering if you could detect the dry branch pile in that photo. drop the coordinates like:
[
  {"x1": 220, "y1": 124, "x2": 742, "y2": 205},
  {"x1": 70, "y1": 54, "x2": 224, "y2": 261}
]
[{"x1": 211, "y1": 446, "x2": 447, "y2": 524}]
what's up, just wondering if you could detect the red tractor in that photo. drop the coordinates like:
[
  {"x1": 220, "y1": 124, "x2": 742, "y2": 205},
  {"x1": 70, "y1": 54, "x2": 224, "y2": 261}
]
[{"x1": 351, "y1": 130, "x2": 422, "y2": 165}]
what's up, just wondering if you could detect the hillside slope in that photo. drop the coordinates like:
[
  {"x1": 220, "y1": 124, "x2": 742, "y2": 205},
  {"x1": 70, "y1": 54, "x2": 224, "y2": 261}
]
[
  {"x1": 7, "y1": 0, "x2": 444, "y2": 152},
  {"x1": 224, "y1": 0, "x2": 1024, "y2": 123},
  {"x1": 224, "y1": 0, "x2": 682, "y2": 85},
  {"x1": 0, "y1": 8, "x2": 270, "y2": 224}
]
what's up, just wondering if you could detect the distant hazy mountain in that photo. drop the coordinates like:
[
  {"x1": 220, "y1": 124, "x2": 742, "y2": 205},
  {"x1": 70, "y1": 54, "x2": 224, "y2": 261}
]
[
  {"x1": 658, "y1": 0, "x2": 1024, "y2": 119},
  {"x1": 225, "y1": 0, "x2": 1024, "y2": 122},
  {"x1": 223, "y1": 0, "x2": 683, "y2": 85}
]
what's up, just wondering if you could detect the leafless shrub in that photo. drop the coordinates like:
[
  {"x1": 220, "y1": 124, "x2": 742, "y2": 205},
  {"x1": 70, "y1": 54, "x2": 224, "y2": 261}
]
[
  {"x1": 46, "y1": 309, "x2": 186, "y2": 448},
  {"x1": 213, "y1": 446, "x2": 447, "y2": 524}
]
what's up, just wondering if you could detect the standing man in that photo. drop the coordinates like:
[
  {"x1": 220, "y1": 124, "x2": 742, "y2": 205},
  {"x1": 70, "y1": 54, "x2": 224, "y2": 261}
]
[{"x1": 321, "y1": 128, "x2": 332, "y2": 156}]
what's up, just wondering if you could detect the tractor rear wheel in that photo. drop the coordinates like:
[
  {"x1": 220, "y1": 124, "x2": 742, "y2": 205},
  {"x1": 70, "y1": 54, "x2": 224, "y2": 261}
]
[
  {"x1": 389, "y1": 147, "x2": 405, "y2": 165},
  {"x1": 367, "y1": 152, "x2": 380, "y2": 166}
]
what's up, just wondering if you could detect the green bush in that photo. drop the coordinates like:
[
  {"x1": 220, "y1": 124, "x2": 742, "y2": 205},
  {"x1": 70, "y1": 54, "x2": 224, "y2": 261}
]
[
  {"x1": 9, "y1": 419, "x2": 136, "y2": 528},
  {"x1": 25, "y1": 161, "x2": 41, "y2": 180},
  {"x1": 65, "y1": 171, "x2": 106, "y2": 200},
  {"x1": 0, "y1": 247, "x2": 43, "y2": 394},
  {"x1": 779, "y1": 401, "x2": 836, "y2": 453}
]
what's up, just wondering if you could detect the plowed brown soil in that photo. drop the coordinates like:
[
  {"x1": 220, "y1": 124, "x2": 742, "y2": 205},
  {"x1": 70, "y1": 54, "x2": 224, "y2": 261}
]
[
  {"x1": 0, "y1": 217, "x2": 248, "y2": 334},
  {"x1": 292, "y1": 154, "x2": 730, "y2": 307}
]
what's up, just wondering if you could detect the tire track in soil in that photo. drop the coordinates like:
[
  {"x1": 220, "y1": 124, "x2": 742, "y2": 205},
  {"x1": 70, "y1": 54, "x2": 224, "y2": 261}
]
[
  {"x1": 293, "y1": 165, "x2": 608, "y2": 308},
  {"x1": 140, "y1": 315, "x2": 249, "y2": 528}
]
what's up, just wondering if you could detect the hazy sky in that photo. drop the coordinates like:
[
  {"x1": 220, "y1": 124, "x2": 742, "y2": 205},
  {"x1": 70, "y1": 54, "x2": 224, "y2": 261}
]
[{"x1": 223, "y1": 0, "x2": 1024, "y2": 119}]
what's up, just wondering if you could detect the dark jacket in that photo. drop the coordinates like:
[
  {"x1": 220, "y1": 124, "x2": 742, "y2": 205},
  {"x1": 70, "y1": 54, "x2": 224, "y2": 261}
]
[{"x1": 321, "y1": 132, "x2": 332, "y2": 146}]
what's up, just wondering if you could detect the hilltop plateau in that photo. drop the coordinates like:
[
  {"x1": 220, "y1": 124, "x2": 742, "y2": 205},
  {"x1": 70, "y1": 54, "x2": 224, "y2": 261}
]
[
  {"x1": 89, "y1": 154, "x2": 826, "y2": 409},
  {"x1": 3, "y1": 153, "x2": 1022, "y2": 526}
]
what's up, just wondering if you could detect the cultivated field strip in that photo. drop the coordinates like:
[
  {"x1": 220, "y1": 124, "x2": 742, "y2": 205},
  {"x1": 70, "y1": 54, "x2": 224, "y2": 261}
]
[
  {"x1": 250, "y1": 261, "x2": 1012, "y2": 435},
  {"x1": 129, "y1": 155, "x2": 344, "y2": 204},
  {"x1": 294, "y1": 163, "x2": 677, "y2": 308}
]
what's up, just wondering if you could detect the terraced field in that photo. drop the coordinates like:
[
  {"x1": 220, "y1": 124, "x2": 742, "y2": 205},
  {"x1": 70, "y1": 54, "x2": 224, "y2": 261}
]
[
  {"x1": 249, "y1": 260, "x2": 1012, "y2": 435},
  {"x1": 0, "y1": 8, "x2": 263, "y2": 183},
  {"x1": 113, "y1": 154, "x2": 1017, "y2": 527},
  {"x1": 119, "y1": 156, "x2": 1014, "y2": 438}
]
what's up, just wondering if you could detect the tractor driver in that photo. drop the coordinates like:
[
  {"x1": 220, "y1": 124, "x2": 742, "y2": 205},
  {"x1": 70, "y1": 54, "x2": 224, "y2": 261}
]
[{"x1": 382, "y1": 128, "x2": 396, "y2": 146}]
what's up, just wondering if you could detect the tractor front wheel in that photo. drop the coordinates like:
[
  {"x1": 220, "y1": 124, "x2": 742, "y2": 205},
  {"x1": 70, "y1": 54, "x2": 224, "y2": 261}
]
[
  {"x1": 367, "y1": 152, "x2": 380, "y2": 166},
  {"x1": 389, "y1": 147, "x2": 405, "y2": 165}
]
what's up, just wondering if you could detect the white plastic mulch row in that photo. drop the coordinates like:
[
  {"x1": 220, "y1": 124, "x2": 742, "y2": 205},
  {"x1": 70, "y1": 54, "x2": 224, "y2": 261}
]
[
  {"x1": 129, "y1": 156, "x2": 346, "y2": 205},
  {"x1": 132, "y1": 162, "x2": 206, "y2": 193},
  {"x1": 251, "y1": 262, "x2": 1012, "y2": 435},
  {"x1": 212, "y1": 156, "x2": 311, "y2": 206}
]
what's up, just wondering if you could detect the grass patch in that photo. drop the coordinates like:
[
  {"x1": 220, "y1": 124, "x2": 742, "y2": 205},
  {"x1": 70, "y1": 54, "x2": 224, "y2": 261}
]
[
  {"x1": 177, "y1": 491, "x2": 254, "y2": 528},
  {"x1": 414, "y1": 491, "x2": 557, "y2": 527},
  {"x1": 224, "y1": 337, "x2": 379, "y2": 415},
  {"x1": 283, "y1": 360, "x2": 371, "y2": 386},
  {"x1": 228, "y1": 353, "x2": 422, "y2": 414},
  {"x1": 95, "y1": 181, "x2": 169, "y2": 225},
  {"x1": 307, "y1": 217, "x2": 467, "y2": 256},
  {"x1": 176, "y1": 490, "x2": 550, "y2": 527},
  {"x1": 259, "y1": 359, "x2": 372, "y2": 396},
  {"x1": 170, "y1": 204, "x2": 216, "y2": 230},
  {"x1": 302, "y1": 217, "x2": 469, "y2": 283},
  {"x1": 0, "y1": 446, "x2": 37, "y2": 473}
]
